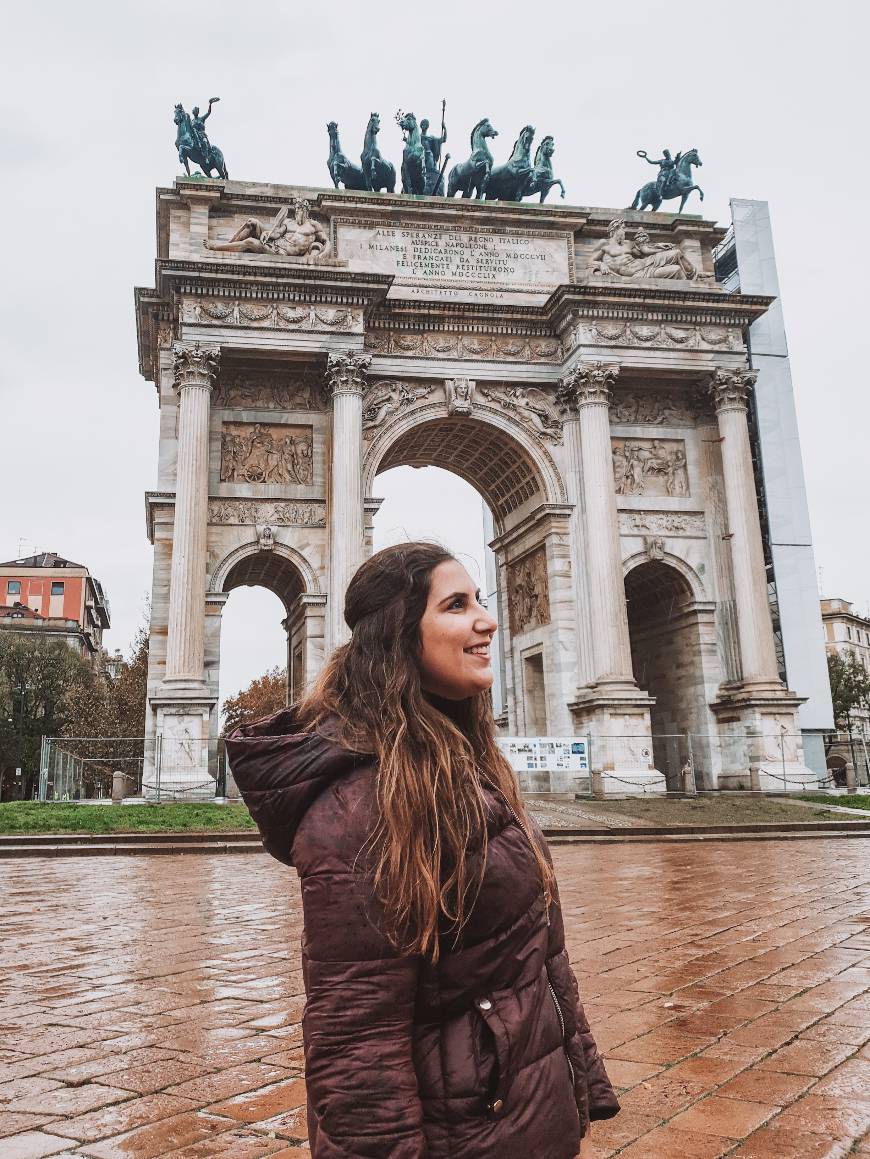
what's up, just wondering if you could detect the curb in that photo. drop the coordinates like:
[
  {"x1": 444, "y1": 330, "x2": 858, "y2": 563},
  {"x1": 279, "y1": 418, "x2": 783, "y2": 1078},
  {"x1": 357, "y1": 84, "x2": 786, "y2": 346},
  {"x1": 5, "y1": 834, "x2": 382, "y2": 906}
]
[{"x1": 1, "y1": 823, "x2": 869, "y2": 857}]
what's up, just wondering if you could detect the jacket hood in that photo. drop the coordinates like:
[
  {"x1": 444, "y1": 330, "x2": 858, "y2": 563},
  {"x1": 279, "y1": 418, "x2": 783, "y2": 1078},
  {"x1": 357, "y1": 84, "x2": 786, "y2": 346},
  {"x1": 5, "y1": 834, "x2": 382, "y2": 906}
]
[{"x1": 226, "y1": 708, "x2": 366, "y2": 866}]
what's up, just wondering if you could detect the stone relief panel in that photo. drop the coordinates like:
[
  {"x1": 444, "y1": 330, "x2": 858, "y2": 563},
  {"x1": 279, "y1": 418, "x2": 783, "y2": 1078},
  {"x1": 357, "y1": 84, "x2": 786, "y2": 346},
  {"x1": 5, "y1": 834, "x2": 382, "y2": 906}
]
[
  {"x1": 612, "y1": 438, "x2": 689, "y2": 498},
  {"x1": 507, "y1": 547, "x2": 551, "y2": 635},
  {"x1": 362, "y1": 380, "x2": 435, "y2": 439},
  {"x1": 478, "y1": 385, "x2": 562, "y2": 444},
  {"x1": 220, "y1": 422, "x2": 314, "y2": 485},
  {"x1": 214, "y1": 368, "x2": 327, "y2": 411},
  {"x1": 568, "y1": 319, "x2": 742, "y2": 353},
  {"x1": 364, "y1": 330, "x2": 562, "y2": 363},
  {"x1": 584, "y1": 219, "x2": 706, "y2": 282},
  {"x1": 611, "y1": 390, "x2": 701, "y2": 426},
  {"x1": 619, "y1": 511, "x2": 707, "y2": 537},
  {"x1": 209, "y1": 499, "x2": 326, "y2": 527},
  {"x1": 183, "y1": 298, "x2": 363, "y2": 333}
]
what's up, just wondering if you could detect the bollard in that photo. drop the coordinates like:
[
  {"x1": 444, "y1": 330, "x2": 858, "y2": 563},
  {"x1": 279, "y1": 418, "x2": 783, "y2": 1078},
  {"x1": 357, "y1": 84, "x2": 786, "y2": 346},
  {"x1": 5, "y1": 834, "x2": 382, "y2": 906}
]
[
  {"x1": 681, "y1": 762, "x2": 695, "y2": 796},
  {"x1": 846, "y1": 762, "x2": 857, "y2": 792},
  {"x1": 591, "y1": 770, "x2": 605, "y2": 800},
  {"x1": 111, "y1": 770, "x2": 126, "y2": 804}
]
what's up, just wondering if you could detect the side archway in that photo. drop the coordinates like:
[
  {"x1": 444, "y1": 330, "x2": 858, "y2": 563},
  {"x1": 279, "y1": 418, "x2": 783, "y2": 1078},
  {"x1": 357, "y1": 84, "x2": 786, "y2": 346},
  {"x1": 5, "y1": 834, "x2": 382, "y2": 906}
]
[
  {"x1": 209, "y1": 538, "x2": 324, "y2": 715},
  {"x1": 210, "y1": 540, "x2": 321, "y2": 608},
  {"x1": 623, "y1": 558, "x2": 715, "y2": 787}
]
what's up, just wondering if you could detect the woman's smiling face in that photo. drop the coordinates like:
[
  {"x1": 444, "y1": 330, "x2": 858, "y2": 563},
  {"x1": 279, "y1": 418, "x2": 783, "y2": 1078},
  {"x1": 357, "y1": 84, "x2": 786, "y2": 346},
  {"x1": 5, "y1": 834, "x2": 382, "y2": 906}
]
[{"x1": 418, "y1": 559, "x2": 498, "y2": 700}]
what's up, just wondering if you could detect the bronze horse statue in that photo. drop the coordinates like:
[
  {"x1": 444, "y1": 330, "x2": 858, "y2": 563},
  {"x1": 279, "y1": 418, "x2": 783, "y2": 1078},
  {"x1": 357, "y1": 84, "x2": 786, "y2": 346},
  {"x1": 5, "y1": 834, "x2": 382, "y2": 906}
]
[
  {"x1": 326, "y1": 121, "x2": 368, "y2": 190},
  {"x1": 396, "y1": 111, "x2": 426, "y2": 195},
  {"x1": 447, "y1": 118, "x2": 498, "y2": 198},
  {"x1": 523, "y1": 136, "x2": 565, "y2": 202},
  {"x1": 485, "y1": 124, "x2": 535, "y2": 201},
  {"x1": 630, "y1": 148, "x2": 704, "y2": 213},
  {"x1": 361, "y1": 113, "x2": 396, "y2": 193}
]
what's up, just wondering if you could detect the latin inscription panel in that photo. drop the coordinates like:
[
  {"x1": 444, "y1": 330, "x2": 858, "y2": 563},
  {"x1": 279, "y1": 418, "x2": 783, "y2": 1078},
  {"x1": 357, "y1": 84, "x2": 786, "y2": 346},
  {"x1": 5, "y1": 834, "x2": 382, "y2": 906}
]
[{"x1": 336, "y1": 221, "x2": 573, "y2": 305}]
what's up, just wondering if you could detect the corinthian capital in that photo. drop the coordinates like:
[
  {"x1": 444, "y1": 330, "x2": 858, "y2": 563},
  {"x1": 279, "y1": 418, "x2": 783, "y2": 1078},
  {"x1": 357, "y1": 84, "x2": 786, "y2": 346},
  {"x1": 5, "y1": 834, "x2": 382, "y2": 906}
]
[
  {"x1": 707, "y1": 367, "x2": 758, "y2": 414},
  {"x1": 173, "y1": 342, "x2": 220, "y2": 393},
  {"x1": 556, "y1": 360, "x2": 620, "y2": 415},
  {"x1": 326, "y1": 351, "x2": 371, "y2": 397}
]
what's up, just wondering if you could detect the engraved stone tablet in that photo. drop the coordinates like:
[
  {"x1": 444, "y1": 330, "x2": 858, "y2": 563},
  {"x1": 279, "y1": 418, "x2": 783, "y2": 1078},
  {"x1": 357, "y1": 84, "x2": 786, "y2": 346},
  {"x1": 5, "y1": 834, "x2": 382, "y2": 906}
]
[{"x1": 335, "y1": 221, "x2": 573, "y2": 305}]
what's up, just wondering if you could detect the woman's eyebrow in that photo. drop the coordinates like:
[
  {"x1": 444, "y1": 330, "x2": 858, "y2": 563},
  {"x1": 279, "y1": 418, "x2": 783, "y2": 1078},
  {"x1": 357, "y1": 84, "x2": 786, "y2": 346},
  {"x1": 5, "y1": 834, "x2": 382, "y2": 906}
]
[{"x1": 439, "y1": 591, "x2": 470, "y2": 605}]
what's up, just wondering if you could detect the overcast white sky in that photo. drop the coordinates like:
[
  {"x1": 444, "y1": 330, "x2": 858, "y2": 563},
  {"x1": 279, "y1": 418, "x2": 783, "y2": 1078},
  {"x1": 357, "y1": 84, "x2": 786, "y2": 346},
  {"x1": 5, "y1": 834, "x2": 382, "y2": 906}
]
[{"x1": 2, "y1": 0, "x2": 867, "y2": 708}]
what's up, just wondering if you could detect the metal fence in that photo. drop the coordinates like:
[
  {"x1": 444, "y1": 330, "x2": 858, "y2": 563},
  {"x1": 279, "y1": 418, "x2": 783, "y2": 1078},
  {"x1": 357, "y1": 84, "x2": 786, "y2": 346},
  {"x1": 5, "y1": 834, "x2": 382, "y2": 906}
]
[{"x1": 38, "y1": 737, "x2": 223, "y2": 803}]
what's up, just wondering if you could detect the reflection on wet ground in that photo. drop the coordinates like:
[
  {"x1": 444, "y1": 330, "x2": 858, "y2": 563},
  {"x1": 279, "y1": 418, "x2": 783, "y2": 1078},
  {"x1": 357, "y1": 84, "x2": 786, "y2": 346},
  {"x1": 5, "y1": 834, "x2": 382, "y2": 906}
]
[{"x1": 0, "y1": 839, "x2": 867, "y2": 1157}]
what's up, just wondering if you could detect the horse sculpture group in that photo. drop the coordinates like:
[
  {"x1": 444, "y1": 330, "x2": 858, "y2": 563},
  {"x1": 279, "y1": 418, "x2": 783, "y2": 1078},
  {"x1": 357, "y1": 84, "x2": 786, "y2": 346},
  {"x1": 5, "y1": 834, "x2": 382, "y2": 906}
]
[
  {"x1": 329, "y1": 113, "x2": 567, "y2": 203},
  {"x1": 171, "y1": 96, "x2": 704, "y2": 213}
]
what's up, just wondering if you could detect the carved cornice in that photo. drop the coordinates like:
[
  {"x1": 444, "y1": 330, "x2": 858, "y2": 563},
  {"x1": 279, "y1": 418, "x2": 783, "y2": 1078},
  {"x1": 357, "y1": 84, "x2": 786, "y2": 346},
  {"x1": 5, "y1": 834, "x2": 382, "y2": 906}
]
[
  {"x1": 173, "y1": 342, "x2": 220, "y2": 393},
  {"x1": 707, "y1": 367, "x2": 758, "y2": 414},
  {"x1": 326, "y1": 351, "x2": 371, "y2": 397},
  {"x1": 557, "y1": 360, "x2": 620, "y2": 414}
]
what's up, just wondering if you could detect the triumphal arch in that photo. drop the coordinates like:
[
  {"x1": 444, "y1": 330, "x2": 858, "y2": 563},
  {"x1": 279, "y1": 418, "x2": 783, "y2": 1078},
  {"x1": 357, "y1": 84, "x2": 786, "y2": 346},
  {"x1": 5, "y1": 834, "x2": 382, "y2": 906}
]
[{"x1": 136, "y1": 177, "x2": 813, "y2": 795}]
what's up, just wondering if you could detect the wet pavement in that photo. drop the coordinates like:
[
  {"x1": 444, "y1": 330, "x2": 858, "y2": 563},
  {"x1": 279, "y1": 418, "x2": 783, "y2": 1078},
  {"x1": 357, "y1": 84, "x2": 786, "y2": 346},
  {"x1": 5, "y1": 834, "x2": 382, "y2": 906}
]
[{"x1": 0, "y1": 839, "x2": 867, "y2": 1158}]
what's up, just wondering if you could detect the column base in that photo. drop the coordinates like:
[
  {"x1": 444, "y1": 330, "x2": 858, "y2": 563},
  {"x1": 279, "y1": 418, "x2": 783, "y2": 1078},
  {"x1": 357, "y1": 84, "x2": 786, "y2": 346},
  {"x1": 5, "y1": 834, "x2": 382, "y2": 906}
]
[
  {"x1": 569, "y1": 685, "x2": 667, "y2": 795},
  {"x1": 711, "y1": 684, "x2": 819, "y2": 792},
  {"x1": 146, "y1": 688, "x2": 218, "y2": 802}
]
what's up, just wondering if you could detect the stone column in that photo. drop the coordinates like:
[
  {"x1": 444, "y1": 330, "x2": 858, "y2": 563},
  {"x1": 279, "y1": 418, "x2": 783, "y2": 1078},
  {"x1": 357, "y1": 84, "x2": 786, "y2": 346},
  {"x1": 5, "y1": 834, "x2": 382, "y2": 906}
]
[
  {"x1": 326, "y1": 351, "x2": 370, "y2": 651},
  {"x1": 557, "y1": 361, "x2": 633, "y2": 686},
  {"x1": 708, "y1": 368, "x2": 781, "y2": 688},
  {"x1": 163, "y1": 342, "x2": 219, "y2": 686}
]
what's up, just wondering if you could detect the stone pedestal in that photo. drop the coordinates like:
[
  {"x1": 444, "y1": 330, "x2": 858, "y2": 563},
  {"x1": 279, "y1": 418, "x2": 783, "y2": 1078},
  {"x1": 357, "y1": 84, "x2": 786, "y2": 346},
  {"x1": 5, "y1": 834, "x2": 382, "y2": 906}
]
[{"x1": 326, "y1": 351, "x2": 369, "y2": 652}]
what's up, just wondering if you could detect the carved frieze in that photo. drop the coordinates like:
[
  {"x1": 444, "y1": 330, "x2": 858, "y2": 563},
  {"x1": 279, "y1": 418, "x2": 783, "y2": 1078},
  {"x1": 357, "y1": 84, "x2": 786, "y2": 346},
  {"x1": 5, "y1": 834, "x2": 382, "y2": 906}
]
[
  {"x1": 363, "y1": 330, "x2": 562, "y2": 363},
  {"x1": 220, "y1": 422, "x2": 313, "y2": 485},
  {"x1": 619, "y1": 511, "x2": 707, "y2": 537},
  {"x1": 478, "y1": 385, "x2": 562, "y2": 444},
  {"x1": 214, "y1": 368, "x2": 327, "y2": 411},
  {"x1": 569, "y1": 320, "x2": 743, "y2": 353},
  {"x1": 209, "y1": 499, "x2": 326, "y2": 527},
  {"x1": 612, "y1": 438, "x2": 689, "y2": 498},
  {"x1": 611, "y1": 390, "x2": 701, "y2": 426},
  {"x1": 183, "y1": 298, "x2": 363, "y2": 333},
  {"x1": 362, "y1": 380, "x2": 435, "y2": 438},
  {"x1": 507, "y1": 547, "x2": 550, "y2": 635}
]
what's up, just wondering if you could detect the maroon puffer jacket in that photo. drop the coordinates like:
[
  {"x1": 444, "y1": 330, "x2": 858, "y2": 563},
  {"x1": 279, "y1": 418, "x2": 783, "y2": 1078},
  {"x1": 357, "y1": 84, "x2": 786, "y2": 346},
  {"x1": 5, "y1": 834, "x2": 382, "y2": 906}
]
[{"x1": 227, "y1": 710, "x2": 619, "y2": 1158}]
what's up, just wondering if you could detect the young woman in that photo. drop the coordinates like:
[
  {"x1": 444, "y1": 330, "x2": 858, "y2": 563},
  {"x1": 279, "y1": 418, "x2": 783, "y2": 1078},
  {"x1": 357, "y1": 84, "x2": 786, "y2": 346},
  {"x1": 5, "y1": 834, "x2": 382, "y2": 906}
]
[{"x1": 227, "y1": 542, "x2": 618, "y2": 1158}]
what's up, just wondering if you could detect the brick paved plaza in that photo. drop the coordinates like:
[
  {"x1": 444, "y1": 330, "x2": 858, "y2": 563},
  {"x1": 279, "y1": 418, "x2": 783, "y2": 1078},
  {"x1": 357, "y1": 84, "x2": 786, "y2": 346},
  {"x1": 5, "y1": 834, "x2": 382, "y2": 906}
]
[{"x1": 1, "y1": 839, "x2": 868, "y2": 1158}]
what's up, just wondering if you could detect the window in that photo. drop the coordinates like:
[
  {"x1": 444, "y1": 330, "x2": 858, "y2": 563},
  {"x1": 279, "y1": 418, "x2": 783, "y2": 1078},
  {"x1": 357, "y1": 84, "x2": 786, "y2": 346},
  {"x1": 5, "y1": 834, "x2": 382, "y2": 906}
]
[
  {"x1": 7, "y1": 580, "x2": 20, "y2": 595},
  {"x1": 51, "y1": 581, "x2": 64, "y2": 596}
]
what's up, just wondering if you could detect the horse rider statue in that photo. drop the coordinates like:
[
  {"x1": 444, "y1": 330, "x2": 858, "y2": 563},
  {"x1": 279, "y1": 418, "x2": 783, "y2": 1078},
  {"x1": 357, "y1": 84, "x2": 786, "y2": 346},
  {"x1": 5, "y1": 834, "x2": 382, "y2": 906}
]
[
  {"x1": 192, "y1": 99, "x2": 219, "y2": 168},
  {"x1": 174, "y1": 97, "x2": 228, "y2": 179},
  {"x1": 639, "y1": 149, "x2": 678, "y2": 200}
]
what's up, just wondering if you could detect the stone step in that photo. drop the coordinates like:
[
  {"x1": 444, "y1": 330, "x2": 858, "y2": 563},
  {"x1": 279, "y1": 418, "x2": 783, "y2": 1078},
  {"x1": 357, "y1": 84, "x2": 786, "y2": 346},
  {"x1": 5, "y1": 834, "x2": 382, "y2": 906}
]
[{"x1": 1, "y1": 820, "x2": 869, "y2": 857}]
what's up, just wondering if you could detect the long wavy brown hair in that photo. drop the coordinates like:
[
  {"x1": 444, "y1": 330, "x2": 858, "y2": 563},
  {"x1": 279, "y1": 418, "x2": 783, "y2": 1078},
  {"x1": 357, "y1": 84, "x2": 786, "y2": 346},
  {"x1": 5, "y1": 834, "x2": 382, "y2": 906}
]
[{"x1": 295, "y1": 541, "x2": 555, "y2": 960}]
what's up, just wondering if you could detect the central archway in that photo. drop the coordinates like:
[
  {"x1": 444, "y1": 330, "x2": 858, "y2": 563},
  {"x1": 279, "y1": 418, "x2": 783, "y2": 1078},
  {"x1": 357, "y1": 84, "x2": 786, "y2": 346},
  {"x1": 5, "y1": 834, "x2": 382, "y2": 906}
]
[
  {"x1": 365, "y1": 409, "x2": 573, "y2": 738},
  {"x1": 364, "y1": 407, "x2": 565, "y2": 535}
]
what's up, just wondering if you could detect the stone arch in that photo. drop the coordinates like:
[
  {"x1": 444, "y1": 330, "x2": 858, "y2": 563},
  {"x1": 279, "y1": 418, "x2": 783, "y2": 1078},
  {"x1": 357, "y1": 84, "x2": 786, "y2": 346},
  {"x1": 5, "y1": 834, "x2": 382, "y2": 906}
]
[
  {"x1": 209, "y1": 539, "x2": 321, "y2": 610},
  {"x1": 622, "y1": 558, "x2": 715, "y2": 788},
  {"x1": 362, "y1": 402, "x2": 566, "y2": 534},
  {"x1": 622, "y1": 550, "x2": 707, "y2": 604}
]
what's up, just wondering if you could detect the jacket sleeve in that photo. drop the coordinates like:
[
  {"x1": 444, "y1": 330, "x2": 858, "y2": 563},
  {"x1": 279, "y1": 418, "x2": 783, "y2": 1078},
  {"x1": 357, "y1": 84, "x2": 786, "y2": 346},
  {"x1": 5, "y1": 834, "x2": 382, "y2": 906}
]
[
  {"x1": 300, "y1": 860, "x2": 429, "y2": 1158},
  {"x1": 542, "y1": 854, "x2": 620, "y2": 1130}
]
